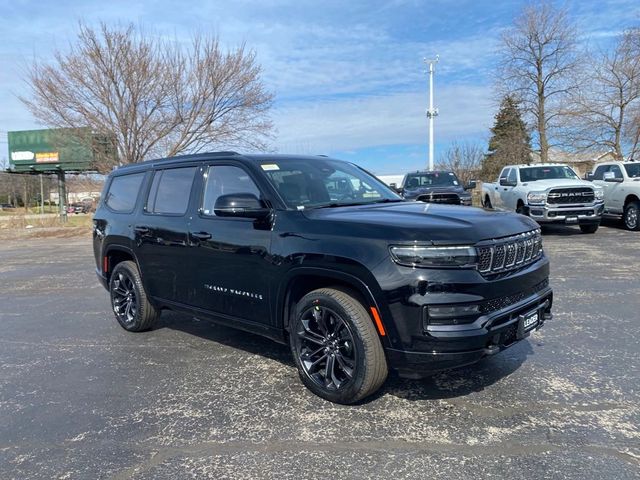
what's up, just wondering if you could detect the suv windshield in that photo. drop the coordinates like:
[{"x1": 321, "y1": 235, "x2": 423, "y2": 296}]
[
  {"x1": 404, "y1": 172, "x2": 459, "y2": 189},
  {"x1": 259, "y1": 158, "x2": 401, "y2": 209},
  {"x1": 624, "y1": 163, "x2": 640, "y2": 178},
  {"x1": 519, "y1": 166, "x2": 579, "y2": 182}
]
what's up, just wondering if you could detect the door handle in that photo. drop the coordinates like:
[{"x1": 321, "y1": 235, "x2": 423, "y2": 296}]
[
  {"x1": 191, "y1": 231, "x2": 212, "y2": 240},
  {"x1": 134, "y1": 226, "x2": 150, "y2": 234}
]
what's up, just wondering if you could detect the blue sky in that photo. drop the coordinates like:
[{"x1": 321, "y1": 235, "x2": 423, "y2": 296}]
[{"x1": 0, "y1": 0, "x2": 638, "y2": 174}]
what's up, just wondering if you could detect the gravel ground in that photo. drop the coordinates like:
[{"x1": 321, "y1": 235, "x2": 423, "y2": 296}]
[{"x1": 0, "y1": 221, "x2": 638, "y2": 479}]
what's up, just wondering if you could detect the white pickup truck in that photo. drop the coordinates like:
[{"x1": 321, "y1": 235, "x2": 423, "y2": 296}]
[
  {"x1": 482, "y1": 164, "x2": 605, "y2": 233},
  {"x1": 587, "y1": 161, "x2": 640, "y2": 231}
]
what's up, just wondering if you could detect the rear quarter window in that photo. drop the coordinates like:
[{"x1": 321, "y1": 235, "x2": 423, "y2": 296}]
[{"x1": 105, "y1": 172, "x2": 145, "y2": 213}]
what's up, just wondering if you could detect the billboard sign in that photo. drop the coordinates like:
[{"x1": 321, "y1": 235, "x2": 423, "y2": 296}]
[{"x1": 7, "y1": 128, "x2": 104, "y2": 173}]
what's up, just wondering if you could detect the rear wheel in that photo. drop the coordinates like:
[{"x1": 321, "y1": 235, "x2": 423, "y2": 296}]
[
  {"x1": 109, "y1": 260, "x2": 159, "y2": 332},
  {"x1": 289, "y1": 288, "x2": 388, "y2": 404},
  {"x1": 579, "y1": 224, "x2": 599, "y2": 234},
  {"x1": 623, "y1": 201, "x2": 640, "y2": 231}
]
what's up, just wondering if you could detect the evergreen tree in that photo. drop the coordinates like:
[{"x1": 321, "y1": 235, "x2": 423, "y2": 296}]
[{"x1": 481, "y1": 95, "x2": 531, "y2": 180}]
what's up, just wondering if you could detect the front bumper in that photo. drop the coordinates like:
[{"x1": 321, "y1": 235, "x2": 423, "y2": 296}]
[
  {"x1": 386, "y1": 286, "x2": 553, "y2": 378},
  {"x1": 525, "y1": 202, "x2": 604, "y2": 224}
]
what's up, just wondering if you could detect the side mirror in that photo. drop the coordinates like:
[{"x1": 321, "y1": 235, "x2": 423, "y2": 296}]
[
  {"x1": 603, "y1": 172, "x2": 623, "y2": 183},
  {"x1": 214, "y1": 193, "x2": 270, "y2": 219},
  {"x1": 389, "y1": 183, "x2": 397, "y2": 189},
  {"x1": 464, "y1": 180, "x2": 477, "y2": 190},
  {"x1": 585, "y1": 173, "x2": 595, "y2": 181},
  {"x1": 499, "y1": 178, "x2": 516, "y2": 187}
]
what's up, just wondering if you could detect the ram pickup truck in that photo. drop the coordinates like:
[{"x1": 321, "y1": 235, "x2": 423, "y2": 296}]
[
  {"x1": 94, "y1": 152, "x2": 553, "y2": 404},
  {"x1": 395, "y1": 170, "x2": 476, "y2": 205},
  {"x1": 482, "y1": 164, "x2": 604, "y2": 234},
  {"x1": 588, "y1": 161, "x2": 640, "y2": 231}
]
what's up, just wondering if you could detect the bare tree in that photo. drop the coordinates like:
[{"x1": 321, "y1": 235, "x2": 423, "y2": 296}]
[
  {"x1": 562, "y1": 27, "x2": 640, "y2": 160},
  {"x1": 497, "y1": 2, "x2": 579, "y2": 163},
  {"x1": 21, "y1": 23, "x2": 274, "y2": 173},
  {"x1": 436, "y1": 141, "x2": 485, "y2": 185}
]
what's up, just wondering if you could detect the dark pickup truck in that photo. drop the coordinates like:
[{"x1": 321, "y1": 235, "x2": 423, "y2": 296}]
[
  {"x1": 397, "y1": 170, "x2": 476, "y2": 205},
  {"x1": 93, "y1": 152, "x2": 553, "y2": 404}
]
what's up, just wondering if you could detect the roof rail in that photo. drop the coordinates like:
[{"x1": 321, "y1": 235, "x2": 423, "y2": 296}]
[
  {"x1": 316, "y1": 154, "x2": 328, "y2": 157},
  {"x1": 210, "y1": 151, "x2": 240, "y2": 156}
]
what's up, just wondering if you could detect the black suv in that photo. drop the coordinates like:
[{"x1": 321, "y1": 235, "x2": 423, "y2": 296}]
[
  {"x1": 399, "y1": 170, "x2": 475, "y2": 205},
  {"x1": 93, "y1": 152, "x2": 552, "y2": 404}
]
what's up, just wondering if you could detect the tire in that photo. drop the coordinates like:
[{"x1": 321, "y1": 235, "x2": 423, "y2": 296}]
[
  {"x1": 623, "y1": 201, "x2": 640, "y2": 231},
  {"x1": 289, "y1": 288, "x2": 388, "y2": 404},
  {"x1": 484, "y1": 196, "x2": 492, "y2": 209},
  {"x1": 516, "y1": 202, "x2": 526, "y2": 215},
  {"x1": 579, "y1": 224, "x2": 599, "y2": 234},
  {"x1": 109, "y1": 260, "x2": 159, "y2": 332}
]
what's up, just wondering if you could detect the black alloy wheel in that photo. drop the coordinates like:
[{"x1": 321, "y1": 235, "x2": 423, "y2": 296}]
[
  {"x1": 290, "y1": 288, "x2": 388, "y2": 404},
  {"x1": 296, "y1": 304, "x2": 357, "y2": 391},
  {"x1": 111, "y1": 270, "x2": 138, "y2": 327}
]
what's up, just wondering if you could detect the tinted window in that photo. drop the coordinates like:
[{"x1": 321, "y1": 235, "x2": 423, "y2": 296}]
[
  {"x1": 507, "y1": 168, "x2": 517, "y2": 183},
  {"x1": 519, "y1": 166, "x2": 578, "y2": 182},
  {"x1": 624, "y1": 163, "x2": 640, "y2": 178},
  {"x1": 500, "y1": 168, "x2": 510, "y2": 180},
  {"x1": 202, "y1": 165, "x2": 260, "y2": 216},
  {"x1": 260, "y1": 158, "x2": 399, "y2": 209},
  {"x1": 610, "y1": 165, "x2": 623, "y2": 178},
  {"x1": 404, "y1": 172, "x2": 459, "y2": 188},
  {"x1": 146, "y1": 167, "x2": 197, "y2": 215},
  {"x1": 593, "y1": 165, "x2": 609, "y2": 180},
  {"x1": 105, "y1": 172, "x2": 145, "y2": 213}
]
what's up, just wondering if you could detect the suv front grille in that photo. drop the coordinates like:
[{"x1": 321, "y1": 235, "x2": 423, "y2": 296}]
[
  {"x1": 480, "y1": 279, "x2": 549, "y2": 314},
  {"x1": 416, "y1": 193, "x2": 460, "y2": 204},
  {"x1": 547, "y1": 187, "x2": 594, "y2": 205},
  {"x1": 477, "y1": 230, "x2": 543, "y2": 276}
]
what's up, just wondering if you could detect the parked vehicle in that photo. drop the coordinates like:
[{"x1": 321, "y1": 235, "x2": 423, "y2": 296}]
[
  {"x1": 93, "y1": 152, "x2": 553, "y2": 404},
  {"x1": 0, "y1": 203, "x2": 16, "y2": 210},
  {"x1": 482, "y1": 164, "x2": 604, "y2": 234},
  {"x1": 587, "y1": 161, "x2": 640, "y2": 231},
  {"x1": 395, "y1": 170, "x2": 475, "y2": 205}
]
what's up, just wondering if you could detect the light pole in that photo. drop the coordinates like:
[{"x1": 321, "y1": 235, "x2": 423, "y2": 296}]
[{"x1": 424, "y1": 55, "x2": 439, "y2": 171}]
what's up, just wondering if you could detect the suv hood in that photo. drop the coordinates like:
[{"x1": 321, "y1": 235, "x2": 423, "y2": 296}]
[
  {"x1": 302, "y1": 202, "x2": 538, "y2": 244},
  {"x1": 521, "y1": 179, "x2": 595, "y2": 190}
]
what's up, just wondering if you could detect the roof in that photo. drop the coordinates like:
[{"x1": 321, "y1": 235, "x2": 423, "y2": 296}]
[{"x1": 112, "y1": 152, "x2": 344, "y2": 174}]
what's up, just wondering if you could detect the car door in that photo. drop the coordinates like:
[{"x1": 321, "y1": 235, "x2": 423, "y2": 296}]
[
  {"x1": 186, "y1": 163, "x2": 274, "y2": 326},
  {"x1": 133, "y1": 165, "x2": 199, "y2": 304},
  {"x1": 606, "y1": 165, "x2": 626, "y2": 212},
  {"x1": 492, "y1": 168, "x2": 510, "y2": 210}
]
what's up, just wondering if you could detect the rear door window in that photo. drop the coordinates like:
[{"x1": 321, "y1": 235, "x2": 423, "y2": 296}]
[
  {"x1": 105, "y1": 172, "x2": 145, "y2": 213},
  {"x1": 146, "y1": 167, "x2": 197, "y2": 215}
]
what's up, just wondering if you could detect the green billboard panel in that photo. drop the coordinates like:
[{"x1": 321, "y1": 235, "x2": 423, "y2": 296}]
[{"x1": 7, "y1": 128, "x2": 108, "y2": 173}]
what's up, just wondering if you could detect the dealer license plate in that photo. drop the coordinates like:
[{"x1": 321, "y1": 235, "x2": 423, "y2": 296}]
[{"x1": 522, "y1": 310, "x2": 539, "y2": 332}]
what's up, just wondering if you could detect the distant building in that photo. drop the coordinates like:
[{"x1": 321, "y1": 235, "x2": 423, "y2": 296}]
[{"x1": 530, "y1": 149, "x2": 616, "y2": 177}]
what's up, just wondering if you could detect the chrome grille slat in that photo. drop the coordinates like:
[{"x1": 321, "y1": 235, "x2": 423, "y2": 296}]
[{"x1": 476, "y1": 230, "x2": 543, "y2": 277}]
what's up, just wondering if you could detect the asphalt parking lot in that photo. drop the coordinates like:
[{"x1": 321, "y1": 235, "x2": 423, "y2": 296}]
[{"x1": 0, "y1": 222, "x2": 639, "y2": 479}]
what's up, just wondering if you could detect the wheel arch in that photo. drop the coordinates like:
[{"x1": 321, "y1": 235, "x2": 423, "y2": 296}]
[
  {"x1": 103, "y1": 245, "x2": 139, "y2": 282},
  {"x1": 624, "y1": 194, "x2": 639, "y2": 207},
  {"x1": 278, "y1": 267, "x2": 389, "y2": 343}
]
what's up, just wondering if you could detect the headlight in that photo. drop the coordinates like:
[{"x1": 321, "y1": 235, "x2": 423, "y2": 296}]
[
  {"x1": 390, "y1": 245, "x2": 477, "y2": 268},
  {"x1": 527, "y1": 191, "x2": 547, "y2": 205},
  {"x1": 594, "y1": 188, "x2": 604, "y2": 200}
]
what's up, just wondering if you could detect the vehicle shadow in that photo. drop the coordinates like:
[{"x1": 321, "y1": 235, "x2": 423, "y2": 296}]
[
  {"x1": 377, "y1": 340, "x2": 535, "y2": 403},
  {"x1": 157, "y1": 310, "x2": 536, "y2": 404},
  {"x1": 539, "y1": 224, "x2": 587, "y2": 236}
]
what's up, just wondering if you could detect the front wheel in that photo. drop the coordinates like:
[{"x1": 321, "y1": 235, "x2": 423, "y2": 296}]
[
  {"x1": 623, "y1": 201, "x2": 640, "y2": 231},
  {"x1": 484, "y1": 196, "x2": 492, "y2": 209},
  {"x1": 579, "y1": 224, "x2": 599, "y2": 234},
  {"x1": 289, "y1": 288, "x2": 388, "y2": 404}
]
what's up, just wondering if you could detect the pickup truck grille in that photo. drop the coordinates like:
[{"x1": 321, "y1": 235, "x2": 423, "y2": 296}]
[
  {"x1": 547, "y1": 187, "x2": 594, "y2": 204},
  {"x1": 477, "y1": 230, "x2": 543, "y2": 276},
  {"x1": 416, "y1": 193, "x2": 460, "y2": 204}
]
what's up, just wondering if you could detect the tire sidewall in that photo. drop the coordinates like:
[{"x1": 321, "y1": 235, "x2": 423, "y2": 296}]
[
  {"x1": 289, "y1": 292, "x2": 369, "y2": 404},
  {"x1": 624, "y1": 203, "x2": 639, "y2": 230},
  {"x1": 109, "y1": 262, "x2": 144, "y2": 331}
]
